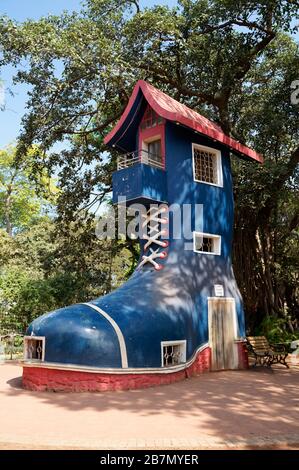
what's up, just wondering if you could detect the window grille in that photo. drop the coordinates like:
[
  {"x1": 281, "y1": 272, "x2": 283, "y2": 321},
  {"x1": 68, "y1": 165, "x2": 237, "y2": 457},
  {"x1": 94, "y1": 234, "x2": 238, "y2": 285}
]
[
  {"x1": 161, "y1": 341, "x2": 186, "y2": 367},
  {"x1": 193, "y1": 145, "x2": 221, "y2": 185},
  {"x1": 24, "y1": 337, "x2": 45, "y2": 361},
  {"x1": 194, "y1": 232, "x2": 221, "y2": 255}
]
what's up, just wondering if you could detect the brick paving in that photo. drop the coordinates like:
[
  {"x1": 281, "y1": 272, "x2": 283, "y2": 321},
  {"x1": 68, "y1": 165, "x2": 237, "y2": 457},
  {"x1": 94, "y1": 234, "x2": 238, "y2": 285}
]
[{"x1": 0, "y1": 362, "x2": 298, "y2": 450}]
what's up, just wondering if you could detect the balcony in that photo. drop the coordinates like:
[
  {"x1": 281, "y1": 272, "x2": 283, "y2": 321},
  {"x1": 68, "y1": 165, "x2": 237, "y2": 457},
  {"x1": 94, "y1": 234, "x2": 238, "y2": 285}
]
[
  {"x1": 117, "y1": 150, "x2": 164, "y2": 171},
  {"x1": 113, "y1": 151, "x2": 167, "y2": 206}
]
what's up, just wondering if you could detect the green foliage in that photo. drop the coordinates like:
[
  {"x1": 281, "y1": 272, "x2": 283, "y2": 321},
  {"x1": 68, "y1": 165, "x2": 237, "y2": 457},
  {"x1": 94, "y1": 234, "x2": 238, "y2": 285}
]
[
  {"x1": 0, "y1": 228, "x2": 13, "y2": 265},
  {"x1": 0, "y1": 154, "x2": 134, "y2": 333},
  {"x1": 256, "y1": 315, "x2": 299, "y2": 344},
  {"x1": 0, "y1": 146, "x2": 57, "y2": 235},
  {"x1": 0, "y1": 267, "x2": 57, "y2": 332},
  {"x1": 0, "y1": 215, "x2": 134, "y2": 333}
]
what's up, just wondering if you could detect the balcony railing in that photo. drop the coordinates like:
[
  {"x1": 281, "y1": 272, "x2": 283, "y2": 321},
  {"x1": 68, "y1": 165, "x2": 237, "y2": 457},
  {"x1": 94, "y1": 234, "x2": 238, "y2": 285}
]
[{"x1": 117, "y1": 150, "x2": 164, "y2": 171}]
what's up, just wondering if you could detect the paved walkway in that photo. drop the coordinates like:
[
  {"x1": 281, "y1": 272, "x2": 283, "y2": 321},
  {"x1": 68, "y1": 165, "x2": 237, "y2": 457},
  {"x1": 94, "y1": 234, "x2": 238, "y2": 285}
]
[{"x1": 0, "y1": 362, "x2": 298, "y2": 449}]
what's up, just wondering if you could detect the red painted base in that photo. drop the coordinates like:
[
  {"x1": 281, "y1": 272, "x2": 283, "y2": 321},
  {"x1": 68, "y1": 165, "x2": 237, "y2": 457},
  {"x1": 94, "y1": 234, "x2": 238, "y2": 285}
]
[
  {"x1": 236, "y1": 341, "x2": 249, "y2": 369},
  {"x1": 22, "y1": 347, "x2": 211, "y2": 392}
]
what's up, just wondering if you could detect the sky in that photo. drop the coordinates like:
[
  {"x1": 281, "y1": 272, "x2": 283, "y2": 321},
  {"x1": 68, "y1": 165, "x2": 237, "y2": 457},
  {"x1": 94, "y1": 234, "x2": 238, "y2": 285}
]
[
  {"x1": 0, "y1": 0, "x2": 298, "y2": 150},
  {"x1": 0, "y1": 0, "x2": 178, "y2": 149}
]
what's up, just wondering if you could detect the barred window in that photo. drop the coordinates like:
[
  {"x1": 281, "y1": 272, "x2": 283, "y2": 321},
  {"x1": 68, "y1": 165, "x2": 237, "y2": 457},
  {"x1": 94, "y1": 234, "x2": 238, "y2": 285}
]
[
  {"x1": 24, "y1": 336, "x2": 45, "y2": 361},
  {"x1": 193, "y1": 144, "x2": 222, "y2": 186},
  {"x1": 161, "y1": 340, "x2": 186, "y2": 367},
  {"x1": 193, "y1": 232, "x2": 221, "y2": 255}
]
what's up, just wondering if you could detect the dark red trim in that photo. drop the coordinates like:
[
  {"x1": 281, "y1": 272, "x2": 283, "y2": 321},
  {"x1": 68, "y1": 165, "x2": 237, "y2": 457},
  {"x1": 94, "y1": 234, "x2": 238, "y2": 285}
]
[
  {"x1": 236, "y1": 341, "x2": 249, "y2": 369},
  {"x1": 104, "y1": 80, "x2": 263, "y2": 164},
  {"x1": 22, "y1": 347, "x2": 211, "y2": 392}
]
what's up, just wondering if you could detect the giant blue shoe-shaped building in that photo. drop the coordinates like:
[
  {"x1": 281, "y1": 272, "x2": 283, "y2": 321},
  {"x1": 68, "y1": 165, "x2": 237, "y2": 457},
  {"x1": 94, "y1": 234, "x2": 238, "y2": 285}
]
[{"x1": 22, "y1": 81, "x2": 262, "y2": 391}]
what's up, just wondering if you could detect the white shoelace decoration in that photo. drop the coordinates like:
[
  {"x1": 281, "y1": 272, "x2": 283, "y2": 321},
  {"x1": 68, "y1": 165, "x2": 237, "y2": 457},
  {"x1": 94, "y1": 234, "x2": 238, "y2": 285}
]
[{"x1": 138, "y1": 206, "x2": 169, "y2": 271}]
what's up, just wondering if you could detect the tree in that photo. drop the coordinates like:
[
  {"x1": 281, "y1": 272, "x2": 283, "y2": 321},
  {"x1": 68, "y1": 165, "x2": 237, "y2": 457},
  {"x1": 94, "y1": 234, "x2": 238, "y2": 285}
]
[
  {"x1": 0, "y1": 146, "x2": 57, "y2": 235},
  {"x1": 231, "y1": 33, "x2": 299, "y2": 327},
  {"x1": 0, "y1": 215, "x2": 134, "y2": 333},
  {"x1": 0, "y1": 145, "x2": 134, "y2": 333},
  {"x1": 0, "y1": 0, "x2": 298, "y2": 330}
]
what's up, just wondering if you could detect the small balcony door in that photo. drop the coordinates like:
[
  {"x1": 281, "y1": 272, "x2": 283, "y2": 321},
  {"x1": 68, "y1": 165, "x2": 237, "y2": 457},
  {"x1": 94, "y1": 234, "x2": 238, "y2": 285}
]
[
  {"x1": 208, "y1": 298, "x2": 238, "y2": 370},
  {"x1": 140, "y1": 138, "x2": 163, "y2": 169},
  {"x1": 147, "y1": 139, "x2": 162, "y2": 165}
]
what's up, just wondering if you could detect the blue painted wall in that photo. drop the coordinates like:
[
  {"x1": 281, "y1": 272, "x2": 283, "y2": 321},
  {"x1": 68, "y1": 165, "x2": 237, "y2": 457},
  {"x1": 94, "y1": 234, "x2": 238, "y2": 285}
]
[
  {"x1": 27, "y1": 304, "x2": 122, "y2": 367},
  {"x1": 27, "y1": 111, "x2": 245, "y2": 369},
  {"x1": 112, "y1": 163, "x2": 167, "y2": 204}
]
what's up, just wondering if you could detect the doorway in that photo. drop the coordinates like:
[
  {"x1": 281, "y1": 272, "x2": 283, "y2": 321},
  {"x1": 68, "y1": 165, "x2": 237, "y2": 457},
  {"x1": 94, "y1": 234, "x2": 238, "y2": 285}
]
[{"x1": 208, "y1": 298, "x2": 238, "y2": 370}]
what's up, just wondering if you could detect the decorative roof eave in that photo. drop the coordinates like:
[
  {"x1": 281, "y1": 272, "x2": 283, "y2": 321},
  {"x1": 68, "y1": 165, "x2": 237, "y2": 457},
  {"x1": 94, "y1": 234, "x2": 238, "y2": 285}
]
[{"x1": 104, "y1": 80, "x2": 263, "y2": 164}]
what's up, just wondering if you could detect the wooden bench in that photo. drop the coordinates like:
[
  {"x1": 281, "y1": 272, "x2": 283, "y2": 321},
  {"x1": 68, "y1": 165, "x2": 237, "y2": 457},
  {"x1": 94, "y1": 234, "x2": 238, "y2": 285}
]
[{"x1": 246, "y1": 336, "x2": 289, "y2": 368}]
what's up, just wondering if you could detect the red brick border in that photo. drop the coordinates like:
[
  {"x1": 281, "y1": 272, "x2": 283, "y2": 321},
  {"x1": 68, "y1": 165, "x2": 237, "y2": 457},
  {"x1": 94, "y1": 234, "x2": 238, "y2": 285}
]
[
  {"x1": 236, "y1": 341, "x2": 249, "y2": 369},
  {"x1": 23, "y1": 347, "x2": 211, "y2": 392}
]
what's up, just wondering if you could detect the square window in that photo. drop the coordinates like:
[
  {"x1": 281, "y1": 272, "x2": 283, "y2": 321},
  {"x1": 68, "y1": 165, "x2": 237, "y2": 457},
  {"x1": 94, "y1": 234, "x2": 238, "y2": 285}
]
[
  {"x1": 161, "y1": 340, "x2": 186, "y2": 367},
  {"x1": 193, "y1": 232, "x2": 221, "y2": 255},
  {"x1": 24, "y1": 336, "x2": 45, "y2": 361},
  {"x1": 192, "y1": 144, "x2": 222, "y2": 186}
]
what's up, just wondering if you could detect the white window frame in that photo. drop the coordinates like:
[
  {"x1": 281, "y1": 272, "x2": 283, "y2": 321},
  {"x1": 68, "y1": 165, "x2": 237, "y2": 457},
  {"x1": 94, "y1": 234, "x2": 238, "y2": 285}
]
[
  {"x1": 24, "y1": 336, "x2": 45, "y2": 361},
  {"x1": 192, "y1": 143, "x2": 223, "y2": 187},
  {"x1": 161, "y1": 340, "x2": 187, "y2": 367},
  {"x1": 193, "y1": 231, "x2": 221, "y2": 256}
]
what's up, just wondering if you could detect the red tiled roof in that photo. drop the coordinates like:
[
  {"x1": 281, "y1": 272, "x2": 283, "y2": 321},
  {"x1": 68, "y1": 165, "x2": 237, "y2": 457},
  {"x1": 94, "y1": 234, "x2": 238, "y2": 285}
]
[{"x1": 104, "y1": 80, "x2": 263, "y2": 163}]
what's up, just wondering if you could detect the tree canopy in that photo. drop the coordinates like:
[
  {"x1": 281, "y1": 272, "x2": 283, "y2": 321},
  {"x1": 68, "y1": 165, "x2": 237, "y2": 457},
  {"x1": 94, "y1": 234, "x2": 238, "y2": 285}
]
[{"x1": 0, "y1": 145, "x2": 57, "y2": 235}]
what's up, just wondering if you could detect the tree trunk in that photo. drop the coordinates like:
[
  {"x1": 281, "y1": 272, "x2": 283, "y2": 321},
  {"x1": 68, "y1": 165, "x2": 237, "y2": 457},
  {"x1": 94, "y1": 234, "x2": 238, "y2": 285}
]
[{"x1": 233, "y1": 208, "x2": 275, "y2": 331}]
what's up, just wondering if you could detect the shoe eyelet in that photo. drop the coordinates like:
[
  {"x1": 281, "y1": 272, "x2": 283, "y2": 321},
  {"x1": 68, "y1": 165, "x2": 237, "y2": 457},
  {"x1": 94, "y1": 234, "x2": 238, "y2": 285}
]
[{"x1": 155, "y1": 264, "x2": 163, "y2": 271}]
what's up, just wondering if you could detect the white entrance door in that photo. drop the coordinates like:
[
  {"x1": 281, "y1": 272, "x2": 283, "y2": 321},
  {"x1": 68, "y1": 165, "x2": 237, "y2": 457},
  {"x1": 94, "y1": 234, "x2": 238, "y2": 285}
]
[{"x1": 208, "y1": 298, "x2": 238, "y2": 371}]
